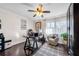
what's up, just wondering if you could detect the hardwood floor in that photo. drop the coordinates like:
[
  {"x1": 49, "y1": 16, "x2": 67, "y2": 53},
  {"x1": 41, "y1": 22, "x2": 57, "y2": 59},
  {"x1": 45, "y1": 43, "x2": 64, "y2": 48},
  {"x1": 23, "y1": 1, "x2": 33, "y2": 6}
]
[
  {"x1": 0, "y1": 42, "x2": 68, "y2": 56},
  {"x1": 0, "y1": 42, "x2": 42, "y2": 56},
  {"x1": 0, "y1": 42, "x2": 26, "y2": 56}
]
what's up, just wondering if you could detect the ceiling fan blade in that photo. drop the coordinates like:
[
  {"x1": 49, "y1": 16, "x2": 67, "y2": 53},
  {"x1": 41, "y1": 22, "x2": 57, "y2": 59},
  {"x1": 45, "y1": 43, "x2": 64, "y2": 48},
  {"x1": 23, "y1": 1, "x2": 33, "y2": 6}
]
[
  {"x1": 43, "y1": 11, "x2": 50, "y2": 13},
  {"x1": 33, "y1": 14, "x2": 36, "y2": 17},
  {"x1": 28, "y1": 10, "x2": 36, "y2": 12}
]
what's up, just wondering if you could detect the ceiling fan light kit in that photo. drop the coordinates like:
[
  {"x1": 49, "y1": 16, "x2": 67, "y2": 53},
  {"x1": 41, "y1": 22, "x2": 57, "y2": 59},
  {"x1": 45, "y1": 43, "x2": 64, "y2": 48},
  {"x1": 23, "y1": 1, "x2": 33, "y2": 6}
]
[{"x1": 27, "y1": 4, "x2": 50, "y2": 18}]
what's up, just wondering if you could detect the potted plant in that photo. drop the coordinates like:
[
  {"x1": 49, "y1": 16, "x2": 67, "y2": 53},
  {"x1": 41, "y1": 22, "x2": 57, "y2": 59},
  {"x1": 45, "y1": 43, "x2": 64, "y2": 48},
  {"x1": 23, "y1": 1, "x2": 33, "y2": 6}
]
[{"x1": 61, "y1": 33, "x2": 68, "y2": 45}]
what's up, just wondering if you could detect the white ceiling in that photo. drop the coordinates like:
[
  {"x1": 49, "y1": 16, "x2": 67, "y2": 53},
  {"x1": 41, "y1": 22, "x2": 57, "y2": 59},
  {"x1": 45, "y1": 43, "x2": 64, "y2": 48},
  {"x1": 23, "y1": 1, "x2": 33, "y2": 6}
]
[{"x1": 0, "y1": 3, "x2": 70, "y2": 20}]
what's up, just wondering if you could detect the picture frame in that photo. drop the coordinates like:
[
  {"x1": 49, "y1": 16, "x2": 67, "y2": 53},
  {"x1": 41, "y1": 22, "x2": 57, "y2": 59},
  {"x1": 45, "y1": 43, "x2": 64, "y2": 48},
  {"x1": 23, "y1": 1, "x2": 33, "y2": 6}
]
[
  {"x1": 21, "y1": 19, "x2": 27, "y2": 30},
  {"x1": 35, "y1": 22, "x2": 41, "y2": 31}
]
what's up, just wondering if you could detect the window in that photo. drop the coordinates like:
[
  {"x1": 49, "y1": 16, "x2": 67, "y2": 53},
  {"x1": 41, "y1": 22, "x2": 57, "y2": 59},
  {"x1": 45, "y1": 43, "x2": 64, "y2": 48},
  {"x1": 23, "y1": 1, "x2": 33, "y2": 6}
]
[
  {"x1": 46, "y1": 20, "x2": 67, "y2": 35},
  {"x1": 46, "y1": 22, "x2": 55, "y2": 35},
  {"x1": 56, "y1": 20, "x2": 67, "y2": 34}
]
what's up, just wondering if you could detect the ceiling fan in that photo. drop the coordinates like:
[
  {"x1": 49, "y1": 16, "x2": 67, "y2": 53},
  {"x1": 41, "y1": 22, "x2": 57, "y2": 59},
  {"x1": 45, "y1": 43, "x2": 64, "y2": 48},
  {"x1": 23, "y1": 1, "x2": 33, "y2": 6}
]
[{"x1": 27, "y1": 4, "x2": 50, "y2": 17}]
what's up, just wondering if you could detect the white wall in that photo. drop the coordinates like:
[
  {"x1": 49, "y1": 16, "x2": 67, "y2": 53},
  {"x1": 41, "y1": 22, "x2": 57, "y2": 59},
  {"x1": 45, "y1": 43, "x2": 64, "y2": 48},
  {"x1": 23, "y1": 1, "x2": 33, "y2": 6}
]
[{"x1": 0, "y1": 8, "x2": 34, "y2": 49}]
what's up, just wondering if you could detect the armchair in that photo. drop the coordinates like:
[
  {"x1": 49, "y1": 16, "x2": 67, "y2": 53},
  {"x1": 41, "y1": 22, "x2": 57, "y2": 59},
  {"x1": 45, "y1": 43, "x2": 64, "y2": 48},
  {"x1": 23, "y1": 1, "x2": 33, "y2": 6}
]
[{"x1": 48, "y1": 34, "x2": 59, "y2": 46}]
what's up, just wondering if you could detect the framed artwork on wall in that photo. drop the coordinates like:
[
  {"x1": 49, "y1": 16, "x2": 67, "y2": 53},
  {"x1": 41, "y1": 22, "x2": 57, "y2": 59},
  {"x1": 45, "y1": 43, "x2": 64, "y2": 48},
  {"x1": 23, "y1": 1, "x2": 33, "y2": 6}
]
[
  {"x1": 21, "y1": 19, "x2": 27, "y2": 30},
  {"x1": 35, "y1": 22, "x2": 41, "y2": 32}
]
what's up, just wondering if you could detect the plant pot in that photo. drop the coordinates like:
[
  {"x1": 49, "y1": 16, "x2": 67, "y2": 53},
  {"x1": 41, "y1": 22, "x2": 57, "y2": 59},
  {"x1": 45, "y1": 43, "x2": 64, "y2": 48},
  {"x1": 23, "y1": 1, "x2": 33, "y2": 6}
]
[{"x1": 63, "y1": 40, "x2": 67, "y2": 45}]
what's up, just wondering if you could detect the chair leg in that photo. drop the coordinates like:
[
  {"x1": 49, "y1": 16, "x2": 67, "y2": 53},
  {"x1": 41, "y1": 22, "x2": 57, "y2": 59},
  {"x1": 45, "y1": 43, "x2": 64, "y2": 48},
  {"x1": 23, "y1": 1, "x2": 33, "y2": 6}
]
[
  {"x1": 33, "y1": 38, "x2": 38, "y2": 49},
  {"x1": 24, "y1": 38, "x2": 27, "y2": 50},
  {"x1": 36, "y1": 41, "x2": 38, "y2": 48}
]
